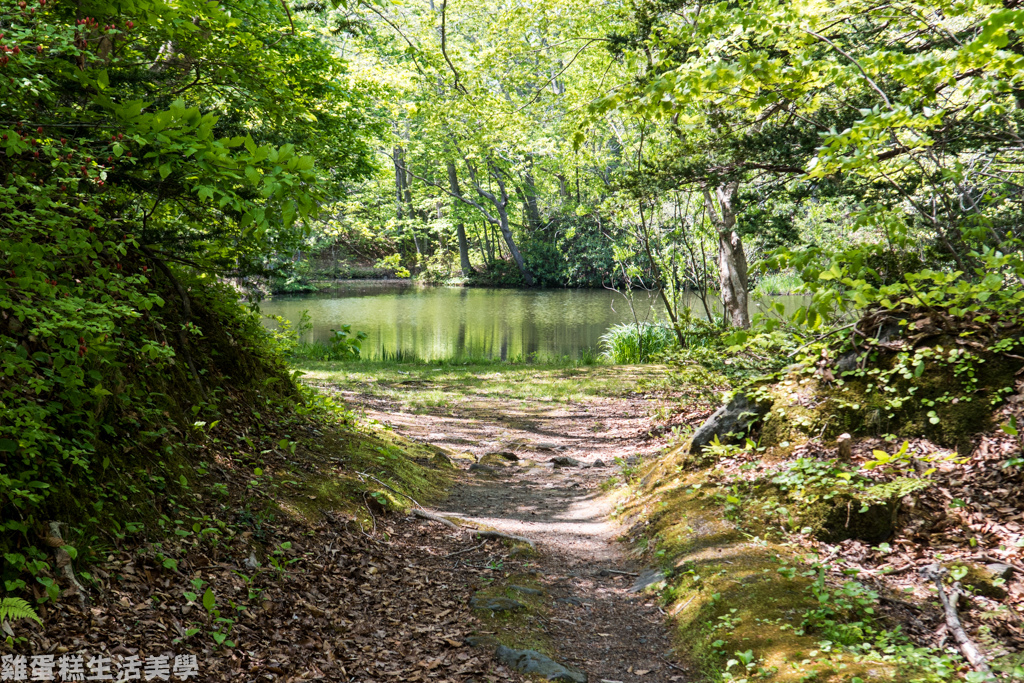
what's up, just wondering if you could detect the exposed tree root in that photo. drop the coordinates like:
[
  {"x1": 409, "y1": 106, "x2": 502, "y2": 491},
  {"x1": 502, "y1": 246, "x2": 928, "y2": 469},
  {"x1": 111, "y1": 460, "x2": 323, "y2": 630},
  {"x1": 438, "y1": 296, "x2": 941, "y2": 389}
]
[
  {"x1": 412, "y1": 509, "x2": 536, "y2": 548},
  {"x1": 47, "y1": 521, "x2": 88, "y2": 611}
]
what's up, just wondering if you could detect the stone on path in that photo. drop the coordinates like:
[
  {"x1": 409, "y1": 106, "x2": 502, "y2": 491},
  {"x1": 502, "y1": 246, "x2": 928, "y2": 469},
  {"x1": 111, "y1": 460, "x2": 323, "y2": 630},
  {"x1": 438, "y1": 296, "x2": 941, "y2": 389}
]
[
  {"x1": 591, "y1": 460, "x2": 607, "y2": 468},
  {"x1": 551, "y1": 456, "x2": 583, "y2": 468},
  {"x1": 469, "y1": 463, "x2": 497, "y2": 474},
  {"x1": 491, "y1": 450, "x2": 520, "y2": 461},
  {"x1": 629, "y1": 569, "x2": 667, "y2": 593},
  {"x1": 494, "y1": 645, "x2": 587, "y2": 683}
]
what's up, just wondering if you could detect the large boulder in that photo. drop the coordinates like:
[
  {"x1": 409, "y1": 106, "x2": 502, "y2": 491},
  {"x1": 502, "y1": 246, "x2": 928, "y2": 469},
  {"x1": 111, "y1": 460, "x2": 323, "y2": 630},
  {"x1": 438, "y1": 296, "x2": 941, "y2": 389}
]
[{"x1": 690, "y1": 393, "x2": 770, "y2": 454}]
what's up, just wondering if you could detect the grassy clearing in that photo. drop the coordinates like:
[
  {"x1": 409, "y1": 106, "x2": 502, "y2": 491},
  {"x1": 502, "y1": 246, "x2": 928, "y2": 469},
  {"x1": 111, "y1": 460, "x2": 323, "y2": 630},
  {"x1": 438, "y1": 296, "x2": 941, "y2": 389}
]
[{"x1": 293, "y1": 360, "x2": 668, "y2": 409}]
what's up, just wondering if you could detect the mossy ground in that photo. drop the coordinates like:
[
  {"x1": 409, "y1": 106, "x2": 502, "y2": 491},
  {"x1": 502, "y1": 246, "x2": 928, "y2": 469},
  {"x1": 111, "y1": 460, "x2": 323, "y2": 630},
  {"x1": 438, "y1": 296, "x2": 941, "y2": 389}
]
[
  {"x1": 469, "y1": 572, "x2": 554, "y2": 656},
  {"x1": 617, "y1": 445, "x2": 934, "y2": 683}
]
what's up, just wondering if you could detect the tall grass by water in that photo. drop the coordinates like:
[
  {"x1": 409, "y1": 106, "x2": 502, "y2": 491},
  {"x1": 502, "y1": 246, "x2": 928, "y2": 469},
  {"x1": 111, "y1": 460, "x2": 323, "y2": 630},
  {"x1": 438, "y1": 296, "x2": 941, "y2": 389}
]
[
  {"x1": 753, "y1": 270, "x2": 803, "y2": 295},
  {"x1": 599, "y1": 323, "x2": 677, "y2": 363}
]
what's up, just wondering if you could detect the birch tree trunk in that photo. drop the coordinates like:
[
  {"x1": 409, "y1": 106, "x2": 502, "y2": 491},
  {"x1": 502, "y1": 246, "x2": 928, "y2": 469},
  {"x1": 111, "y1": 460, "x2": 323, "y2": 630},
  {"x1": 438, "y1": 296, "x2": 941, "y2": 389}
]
[{"x1": 703, "y1": 182, "x2": 750, "y2": 328}]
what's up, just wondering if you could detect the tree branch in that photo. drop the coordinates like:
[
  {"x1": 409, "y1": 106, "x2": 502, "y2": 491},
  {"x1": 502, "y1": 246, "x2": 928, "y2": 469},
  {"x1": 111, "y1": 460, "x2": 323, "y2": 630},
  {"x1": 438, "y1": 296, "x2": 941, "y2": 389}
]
[{"x1": 803, "y1": 29, "x2": 892, "y2": 108}]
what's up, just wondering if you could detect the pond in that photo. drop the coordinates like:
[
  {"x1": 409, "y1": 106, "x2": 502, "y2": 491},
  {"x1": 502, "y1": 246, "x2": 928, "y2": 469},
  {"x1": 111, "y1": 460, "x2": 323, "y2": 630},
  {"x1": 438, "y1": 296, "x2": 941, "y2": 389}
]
[{"x1": 259, "y1": 282, "x2": 807, "y2": 361}]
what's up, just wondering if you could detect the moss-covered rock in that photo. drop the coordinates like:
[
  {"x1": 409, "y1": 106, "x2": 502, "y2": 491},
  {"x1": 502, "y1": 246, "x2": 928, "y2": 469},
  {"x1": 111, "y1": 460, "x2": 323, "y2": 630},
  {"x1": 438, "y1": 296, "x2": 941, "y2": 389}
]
[
  {"x1": 800, "y1": 492, "x2": 897, "y2": 544},
  {"x1": 950, "y1": 562, "x2": 1010, "y2": 599}
]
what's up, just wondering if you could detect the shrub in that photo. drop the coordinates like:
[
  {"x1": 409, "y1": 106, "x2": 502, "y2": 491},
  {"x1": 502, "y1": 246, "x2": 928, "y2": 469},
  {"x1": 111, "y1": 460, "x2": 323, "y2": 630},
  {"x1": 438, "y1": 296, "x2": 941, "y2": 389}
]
[{"x1": 600, "y1": 323, "x2": 677, "y2": 363}]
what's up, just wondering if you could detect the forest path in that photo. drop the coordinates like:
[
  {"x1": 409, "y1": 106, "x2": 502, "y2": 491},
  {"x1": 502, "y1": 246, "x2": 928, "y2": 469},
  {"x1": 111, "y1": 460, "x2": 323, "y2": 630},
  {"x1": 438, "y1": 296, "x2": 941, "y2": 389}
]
[{"x1": 305, "y1": 364, "x2": 692, "y2": 683}]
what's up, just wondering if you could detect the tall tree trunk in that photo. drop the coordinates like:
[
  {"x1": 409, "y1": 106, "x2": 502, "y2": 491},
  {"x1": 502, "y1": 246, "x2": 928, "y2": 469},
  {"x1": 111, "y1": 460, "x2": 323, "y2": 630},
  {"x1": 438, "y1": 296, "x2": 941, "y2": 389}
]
[
  {"x1": 492, "y1": 199, "x2": 533, "y2": 285},
  {"x1": 703, "y1": 182, "x2": 750, "y2": 328},
  {"x1": 447, "y1": 161, "x2": 473, "y2": 276},
  {"x1": 393, "y1": 145, "x2": 405, "y2": 220},
  {"x1": 521, "y1": 164, "x2": 542, "y2": 233}
]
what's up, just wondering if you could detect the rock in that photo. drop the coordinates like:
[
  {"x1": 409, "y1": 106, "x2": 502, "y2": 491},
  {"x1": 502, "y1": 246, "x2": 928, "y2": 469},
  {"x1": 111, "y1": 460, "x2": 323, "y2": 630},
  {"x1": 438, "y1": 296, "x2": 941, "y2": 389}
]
[
  {"x1": 551, "y1": 456, "x2": 582, "y2": 468},
  {"x1": 690, "y1": 393, "x2": 770, "y2": 454},
  {"x1": 986, "y1": 562, "x2": 1014, "y2": 580},
  {"x1": 812, "y1": 493, "x2": 896, "y2": 544},
  {"x1": 478, "y1": 453, "x2": 512, "y2": 467},
  {"x1": 835, "y1": 320, "x2": 905, "y2": 374},
  {"x1": 243, "y1": 551, "x2": 260, "y2": 572},
  {"x1": 508, "y1": 584, "x2": 543, "y2": 596},
  {"x1": 432, "y1": 452, "x2": 455, "y2": 469},
  {"x1": 494, "y1": 646, "x2": 587, "y2": 683},
  {"x1": 555, "y1": 596, "x2": 584, "y2": 607},
  {"x1": 953, "y1": 562, "x2": 1010, "y2": 599},
  {"x1": 591, "y1": 459, "x2": 607, "y2": 468},
  {"x1": 491, "y1": 450, "x2": 520, "y2": 461},
  {"x1": 469, "y1": 595, "x2": 524, "y2": 613},
  {"x1": 469, "y1": 463, "x2": 497, "y2": 474},
  {"x1": 534, "y1": 442, "x2": 564, "y2": 450},
  {"x1": 629, "y1": 569, "x2": 666, "y2": 593}
]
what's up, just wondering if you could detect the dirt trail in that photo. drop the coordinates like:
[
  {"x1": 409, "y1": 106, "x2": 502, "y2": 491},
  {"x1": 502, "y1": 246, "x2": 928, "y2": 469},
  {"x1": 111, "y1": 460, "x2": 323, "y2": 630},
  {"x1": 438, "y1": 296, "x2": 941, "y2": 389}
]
[{"x1": 325, "y1": 371, "x2": 692, "y2": 682}]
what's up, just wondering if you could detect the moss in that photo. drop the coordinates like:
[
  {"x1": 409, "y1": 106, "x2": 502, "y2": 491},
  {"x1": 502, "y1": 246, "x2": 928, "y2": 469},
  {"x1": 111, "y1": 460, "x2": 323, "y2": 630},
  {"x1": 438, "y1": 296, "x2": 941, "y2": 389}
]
[
  {"x1": 758, "y1": 378, "x2": 824, "y2": 456},
  {"x1": 797, "y1": 492, "x2": 897, "y2": 544},
  {"x1": 619, "y1": 460, "x2": 932, "y2": 682},
  {"x1": 274, "y1": 427, "x2": 451, "y2": 524},
  {"x1": 951, "y1": 562, "x2": 1009, "y2": 600},
  {"x1": 478, "y1": 453, "x2": 514, "y2": 467},
  {"x1": 822, "y1": 345, "x2": 1024, "y2": 453},
  {"x1": 468, "y1": 573, "x2": 554, "y2": 656}
]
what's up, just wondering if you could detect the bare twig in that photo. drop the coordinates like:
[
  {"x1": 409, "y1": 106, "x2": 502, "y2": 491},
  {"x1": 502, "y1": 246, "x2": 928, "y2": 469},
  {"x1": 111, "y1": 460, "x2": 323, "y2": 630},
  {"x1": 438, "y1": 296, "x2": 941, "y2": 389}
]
[
  {"x1": 443, "y1": 542, "x2": 486, "y2": 558},
  {"x1": 920, "y1": 564, "x2": 993, "y2": 678},
  {"x1": 362, "y1": 492, "x2": 377, "y2": 535}
]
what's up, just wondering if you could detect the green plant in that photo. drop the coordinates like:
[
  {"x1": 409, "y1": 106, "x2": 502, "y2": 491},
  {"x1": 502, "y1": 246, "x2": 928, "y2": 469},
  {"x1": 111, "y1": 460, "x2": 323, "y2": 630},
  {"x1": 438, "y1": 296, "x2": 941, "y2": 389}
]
[
  {"x1": 600, "y1": 322, "x2": 677, "y2": 364},
  {"x1": 0, "y1": 597, "x2": 42, "y2": 626}
]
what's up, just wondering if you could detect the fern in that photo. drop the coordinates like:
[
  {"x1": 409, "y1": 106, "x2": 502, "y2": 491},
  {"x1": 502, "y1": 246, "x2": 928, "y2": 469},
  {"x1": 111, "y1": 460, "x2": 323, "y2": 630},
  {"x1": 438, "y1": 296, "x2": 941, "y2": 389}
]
[
  {"x1": 861, "y1": 476, "x2": 934, "y2": 502},
  {"x1": 0, "y1": 597, "x2": 42, "y2": 625}
]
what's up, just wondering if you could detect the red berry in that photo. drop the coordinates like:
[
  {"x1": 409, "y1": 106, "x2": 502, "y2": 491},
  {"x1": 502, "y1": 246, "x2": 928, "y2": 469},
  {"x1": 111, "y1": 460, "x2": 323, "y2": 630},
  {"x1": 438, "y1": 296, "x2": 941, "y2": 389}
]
[
  {"x1": 36, "y1": 126, "x2": 42, "y2": 134},
  {"x1": 126, "y1": 20, "x2": 133, "y2": 29},
  {"x1": 88, "y1": 226, "x2": 94, "y2": 232}
]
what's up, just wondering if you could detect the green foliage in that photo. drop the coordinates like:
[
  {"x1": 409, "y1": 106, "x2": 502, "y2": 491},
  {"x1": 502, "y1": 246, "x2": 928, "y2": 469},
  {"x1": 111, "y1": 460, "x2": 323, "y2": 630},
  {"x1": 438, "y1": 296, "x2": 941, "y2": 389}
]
[
  {"x1": 600, "y1": 322, "x2": 677, "y2": 364},
  {"x1": 0, "y1": 597, "x2": 42, "y2": 625},
  {"x1": 0, "y1": 0, "x2": 376, "y2": 596}
]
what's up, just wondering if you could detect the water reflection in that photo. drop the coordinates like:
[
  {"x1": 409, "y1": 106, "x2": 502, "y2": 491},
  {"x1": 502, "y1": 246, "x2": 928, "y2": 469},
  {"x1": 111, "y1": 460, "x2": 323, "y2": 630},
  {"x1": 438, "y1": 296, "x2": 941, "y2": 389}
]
[{"x1": 259, "y1": 283, "x2": 805, "y2": 361}]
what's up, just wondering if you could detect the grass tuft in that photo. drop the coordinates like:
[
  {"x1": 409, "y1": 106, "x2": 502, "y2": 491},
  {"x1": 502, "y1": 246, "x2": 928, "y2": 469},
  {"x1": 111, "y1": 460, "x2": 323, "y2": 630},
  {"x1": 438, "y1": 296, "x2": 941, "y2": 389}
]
[{"x1": 600, "y1": 322, "x2": 677, "y2": 363}]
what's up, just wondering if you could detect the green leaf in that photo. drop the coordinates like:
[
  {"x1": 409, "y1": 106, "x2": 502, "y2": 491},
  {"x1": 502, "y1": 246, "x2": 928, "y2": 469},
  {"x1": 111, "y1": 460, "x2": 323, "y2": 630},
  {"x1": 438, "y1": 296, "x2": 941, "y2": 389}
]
[{"x1": 202, "y1": 587, "x2": 216, "y2": 612}]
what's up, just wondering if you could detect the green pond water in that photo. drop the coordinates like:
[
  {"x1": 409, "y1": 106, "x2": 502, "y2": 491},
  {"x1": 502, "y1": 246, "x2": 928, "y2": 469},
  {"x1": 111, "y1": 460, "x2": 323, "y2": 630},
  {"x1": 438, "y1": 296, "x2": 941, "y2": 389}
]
[{"x1": 259, "y1": 282, "x2": 806, "y2": 361}]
